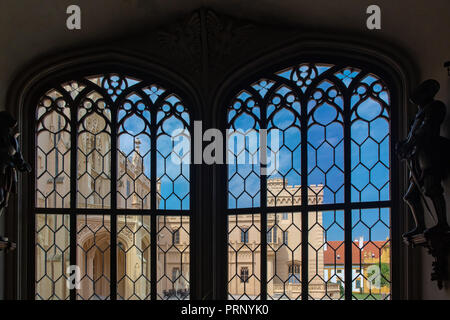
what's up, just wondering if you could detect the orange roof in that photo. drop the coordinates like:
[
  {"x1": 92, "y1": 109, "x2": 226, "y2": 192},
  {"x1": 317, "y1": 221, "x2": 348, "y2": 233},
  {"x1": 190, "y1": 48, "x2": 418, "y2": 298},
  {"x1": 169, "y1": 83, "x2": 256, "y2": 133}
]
[{"x1": 323, "y1": 240, "x2": 389, "y2": 265}]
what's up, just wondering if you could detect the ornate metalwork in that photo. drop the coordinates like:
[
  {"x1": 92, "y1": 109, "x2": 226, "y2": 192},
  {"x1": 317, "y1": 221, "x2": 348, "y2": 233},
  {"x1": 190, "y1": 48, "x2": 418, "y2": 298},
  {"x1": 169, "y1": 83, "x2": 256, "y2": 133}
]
[
  {"x1": 308, "y1": 76, "x2": 344, "y2": 205},
  {"x1": 226, "y1": 63, "x2": 392, "y2": 300},
  {"x1": 351, "y1": 74, "x2": 390, "y2": 203},
  {"x1": 117, "y1": 83, "x2": 151, "y2": 210},
  {"x1": 77, "y1": 89, "x2": 112, "y2": 209},
  {"x1": 34, "y1": 73, "x2": 191, "y2": 300},
  {"x1": 36, "y1": 90, "x2": 71, "y2": 208},
  {"x1": 156, "y1": 95, "x2": 190, "y2": 210},
  {"x1": 266, "y1": 82, "x2": 302, "y2": 207},
  {"x1": 227, "y1": 90, "x2": 261, "y2": 209}
]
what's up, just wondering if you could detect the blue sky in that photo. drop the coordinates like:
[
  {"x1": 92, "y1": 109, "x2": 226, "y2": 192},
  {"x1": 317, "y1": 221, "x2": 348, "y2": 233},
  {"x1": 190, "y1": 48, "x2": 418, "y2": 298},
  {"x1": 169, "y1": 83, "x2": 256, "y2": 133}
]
[
  {"x1": 227, "y1": 74, "x2": 390, "y2": 241},
  {"x1": 115, "y1": 73, "x2": 390, "y2": 241},
  {"x1": 118, "y1": 93, "x2": 190, "y2": 210}
]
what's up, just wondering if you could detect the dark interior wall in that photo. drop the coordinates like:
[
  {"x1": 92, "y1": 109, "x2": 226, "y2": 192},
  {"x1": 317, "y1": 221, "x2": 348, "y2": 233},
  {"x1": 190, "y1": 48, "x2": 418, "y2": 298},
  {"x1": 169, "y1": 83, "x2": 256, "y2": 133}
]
[
  {"x1": 0, "y1": 216, "x2": 4, "y2": 299},
  {"x1": 1, "y1": 0, "x2": 448, "y2": 106},
  {"x1": 0, "y1": 0, "x2": 449, "y2": 299}
]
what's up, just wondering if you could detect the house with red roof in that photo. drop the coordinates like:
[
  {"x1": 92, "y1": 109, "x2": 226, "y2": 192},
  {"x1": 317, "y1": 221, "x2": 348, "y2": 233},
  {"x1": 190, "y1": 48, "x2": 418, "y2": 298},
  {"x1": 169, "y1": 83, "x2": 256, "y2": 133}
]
[{"x1": 323, "y1": 237, "x2": 390, "y2": 295}]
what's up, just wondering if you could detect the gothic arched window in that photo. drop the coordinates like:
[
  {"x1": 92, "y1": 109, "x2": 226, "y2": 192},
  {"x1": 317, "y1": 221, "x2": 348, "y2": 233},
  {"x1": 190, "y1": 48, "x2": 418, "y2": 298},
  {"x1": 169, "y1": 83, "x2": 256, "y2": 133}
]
[
  {"x1": 226, "y1": 63, "x2": 392, "y2": 300},
  {"x1": 34, "y1": 73, "x2": 191, "y2": 300}
]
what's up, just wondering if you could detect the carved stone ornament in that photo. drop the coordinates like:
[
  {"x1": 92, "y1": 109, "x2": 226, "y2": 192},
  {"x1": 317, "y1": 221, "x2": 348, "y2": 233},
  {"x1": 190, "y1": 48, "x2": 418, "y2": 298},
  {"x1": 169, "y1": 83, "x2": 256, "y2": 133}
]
[
  {"x1": 157, "y1": 11, "x2": 203, "y2": 73},
  {"x1": 396, "y1": 79, "x2": 450, "y2": 289},
  {"x1": 156, "y1": 9, "x2": 257, "y2": 76},
  {"x1": 0, "y1": 111, "x2": 31, "y2": 251}
]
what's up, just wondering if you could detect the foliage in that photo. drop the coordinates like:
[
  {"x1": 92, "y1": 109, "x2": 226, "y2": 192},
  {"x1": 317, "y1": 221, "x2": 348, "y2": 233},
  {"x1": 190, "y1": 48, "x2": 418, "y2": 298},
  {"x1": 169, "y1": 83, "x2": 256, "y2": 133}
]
[{"x1": 368, "y1": 263, "x2": 390, "y2": 288}]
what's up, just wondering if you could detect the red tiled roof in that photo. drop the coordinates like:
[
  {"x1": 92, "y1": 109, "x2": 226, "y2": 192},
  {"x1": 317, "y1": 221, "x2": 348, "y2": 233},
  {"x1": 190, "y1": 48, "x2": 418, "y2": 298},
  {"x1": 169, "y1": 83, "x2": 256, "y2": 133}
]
[{"x1": 323, "y1": 240, "x2": 389, "y2": 265}]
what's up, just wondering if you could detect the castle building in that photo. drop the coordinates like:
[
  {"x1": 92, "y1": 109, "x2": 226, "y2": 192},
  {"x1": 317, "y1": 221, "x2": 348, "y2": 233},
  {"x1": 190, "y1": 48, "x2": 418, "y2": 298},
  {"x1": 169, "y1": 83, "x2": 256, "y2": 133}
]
[
  {"x1": 228, "y1": 179, "x2": 340, "y2": 300},
  {"x1": 36, "y1": 97, "x2": 338, "y2": 299}
]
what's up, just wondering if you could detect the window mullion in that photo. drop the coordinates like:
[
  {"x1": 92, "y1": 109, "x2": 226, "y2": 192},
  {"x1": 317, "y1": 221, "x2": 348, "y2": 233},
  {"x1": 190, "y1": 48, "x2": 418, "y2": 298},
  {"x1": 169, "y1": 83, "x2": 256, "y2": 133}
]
[
  {"x1": 343, "y1": 86, "x2": 352, "y2": 301},
  {"x1": 300, "y1": 90, "x2": 309, "y2": 300},
  {"x1": 110, "y1": 97, "x2": 118, "y2": 300},
  {"x1": 260, "y1": 100, "x2": 268, "y2": 301},
  {"x1": 69, "y1": 88, "x2": 78, "y2": 301},
  {"x1": 150, "y1": 98, "x2": 157, "y2": 300}
]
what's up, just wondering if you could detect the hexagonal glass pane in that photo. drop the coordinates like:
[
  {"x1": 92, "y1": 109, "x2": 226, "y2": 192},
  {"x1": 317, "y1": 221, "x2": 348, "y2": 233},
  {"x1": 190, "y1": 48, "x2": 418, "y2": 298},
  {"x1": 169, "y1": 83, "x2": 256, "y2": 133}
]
[
  {"x1": 266, "y1": 212, "x2": 302, "y2": 300},
  {"x1": 308, "y1": 210, "x2": 344, "y2": 300},
  {"x1": 351, "y1": 208, "x2": 391, "y2": 300},
  {"x1": 35, "y1": 214, "x2": 70, "y2": 300},
  {"x1": 157, "y1": 215, "x2": 190, "y2": 300},
  {"x1": 77, "y1": 93, "x2": 112, "y2": 209},
  {"x1": 76, "y1": 214, "x2": 111, "y2": 300},
  {"x1": 157, "y1": 100, "x2": 190, "y2": 210},
  {"x1": 117, "y1": 215, "x2": 151, "y2": 300},
  {"x1": 228, "y1": 214, "x2": 261, "y2": 300},
  {"x1": 36, "y1": 91, "x2": 71, "y2": 208}
]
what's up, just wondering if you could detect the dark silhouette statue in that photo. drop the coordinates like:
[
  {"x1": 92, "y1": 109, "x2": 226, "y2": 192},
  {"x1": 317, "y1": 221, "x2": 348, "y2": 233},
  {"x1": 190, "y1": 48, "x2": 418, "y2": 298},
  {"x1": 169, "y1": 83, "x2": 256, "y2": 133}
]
[
  {"x1": 0, "y1": 112, "x2": 31, "y2": 226},
  {"x1": 396, "y1": 79, "x2": 450, "y2": 239}
]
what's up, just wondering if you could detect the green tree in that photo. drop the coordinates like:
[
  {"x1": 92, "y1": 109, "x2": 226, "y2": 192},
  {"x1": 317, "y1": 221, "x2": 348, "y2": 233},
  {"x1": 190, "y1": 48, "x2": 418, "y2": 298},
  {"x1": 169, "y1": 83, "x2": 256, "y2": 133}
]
[
  {"x1": 379, "y1": 263, "x2": 390, "y2": 287},
  {"x1": 368, "y1": 263, "x2": 390, "y2": 288}
]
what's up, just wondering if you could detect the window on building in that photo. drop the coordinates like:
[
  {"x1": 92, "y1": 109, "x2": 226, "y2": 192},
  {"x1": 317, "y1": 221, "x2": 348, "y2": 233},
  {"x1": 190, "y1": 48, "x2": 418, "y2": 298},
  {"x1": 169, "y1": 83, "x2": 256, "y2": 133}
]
[
  {"x1": 241, "y1": 228, "x2": 249, "y2": 243},
  {"x1": 356, "y1": 279, "x2": 361, "y2": 289},
  {"x1": 288, "y1": 264, "x2": 301, "y2": 284},
  {"x1": 240, "y1": 267, "x2": 249, "y2": 283},
  {"x1": 282, "y1": 231, "x2": 288, "y2": 245},
  {"x1": 267, "y1": 226, "x2": 278, "y2": 244},
  {"x1": 172, "y1": 267, "x2": 180, "y2": 281},
  {"x1": 173, "y1": 229, "x2": 180, "y2": 245},
  {"x1": 226, "y1": 62, "x2": 392, "y2": 300},
  {"x1": 126, "y1": 180, "x2": 130, "y2": 197},
  {"x1": 34, "y1": 73, "x2": 191, "y2": 300}
]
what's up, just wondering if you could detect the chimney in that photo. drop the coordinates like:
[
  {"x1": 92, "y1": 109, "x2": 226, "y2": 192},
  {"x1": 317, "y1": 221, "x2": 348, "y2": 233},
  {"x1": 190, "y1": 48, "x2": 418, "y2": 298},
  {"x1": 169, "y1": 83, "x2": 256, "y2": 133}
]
[{"x1": 359, "y1": 236, "x2": 364, "y2": 249}]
